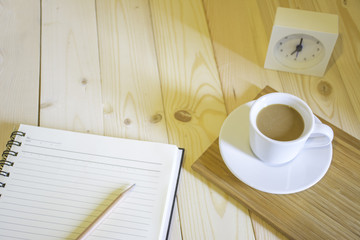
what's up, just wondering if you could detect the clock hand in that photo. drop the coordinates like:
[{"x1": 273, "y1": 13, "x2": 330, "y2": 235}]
[
  {"x1": 299, "y1": 38, "x2": 303, "y2": 45},
  {"x1": 291, "y1": 38, "x2": 304, "y2": 56},
  {"x1": 291, "y1": 49, "x2": 297, "y2": 55}
]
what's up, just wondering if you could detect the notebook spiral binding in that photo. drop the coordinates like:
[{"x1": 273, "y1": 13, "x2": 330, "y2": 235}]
[{"x1": 0, "y1": 131, "x2": 26, "y2": 190}]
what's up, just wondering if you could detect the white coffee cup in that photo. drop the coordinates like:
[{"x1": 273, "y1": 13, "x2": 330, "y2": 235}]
[{"x1": 249, "y1": 93, "x2": 334, "y2": 165}]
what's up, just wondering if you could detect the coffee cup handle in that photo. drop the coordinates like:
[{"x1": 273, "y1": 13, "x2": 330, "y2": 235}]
[{"x1": 304, "y1": 123, "x2": 334, "y2": 148}]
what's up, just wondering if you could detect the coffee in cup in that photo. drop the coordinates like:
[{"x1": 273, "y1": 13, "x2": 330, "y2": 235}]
[
  {"x1": 249, "y1": 93, "x2": 333, "y2": 165},
  {"x1": 256, "y1": 104, "x2": 304, "y2": 141}
]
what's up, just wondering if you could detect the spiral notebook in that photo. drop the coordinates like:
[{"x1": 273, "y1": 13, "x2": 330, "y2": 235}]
[{"x1": 0, "y1": 124, "x2": 184, "y2": 240}]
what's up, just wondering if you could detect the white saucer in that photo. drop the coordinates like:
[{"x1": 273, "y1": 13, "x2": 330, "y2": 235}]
[{"x1": 219, "y1": 101, "x2": 332, "y2": 194}]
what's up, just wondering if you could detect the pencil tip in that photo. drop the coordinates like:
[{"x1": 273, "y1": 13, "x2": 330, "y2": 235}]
[{"x1": 126, "y1": 183, "x2": 136, "y2": 191}]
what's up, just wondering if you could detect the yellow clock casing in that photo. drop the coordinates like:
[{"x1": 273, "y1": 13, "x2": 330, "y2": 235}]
[{"x1": 264, "y1": 7, "x2": 338, "y2": 77}]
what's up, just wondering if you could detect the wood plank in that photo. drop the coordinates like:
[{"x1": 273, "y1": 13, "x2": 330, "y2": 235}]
[
  {"x1": 95, "y1": 0, "x2": 181, "y2": 238},
  {"x1": 150, "y1": 0, "x2": 256, "y2": 239},
  {"x1": 202, "y1": 0, "x2": 282, "y2": 111},
  {"x1": 40, "y1": 0, "x2": 103, "y2": 134},
  {"x1": 0, "y1": 0, "x2": 40, "y2": 146},
  {"x1": 192, "y1": 86, "x2": 360, "y2": 240},
  {"x1": 96, "y1": 0, "x2": 168, "y2": 142}
]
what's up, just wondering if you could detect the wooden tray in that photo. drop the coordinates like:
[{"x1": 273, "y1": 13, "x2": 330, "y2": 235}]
[{"x1": 192, "y1": 86, "x2": 360, "y2": 240}]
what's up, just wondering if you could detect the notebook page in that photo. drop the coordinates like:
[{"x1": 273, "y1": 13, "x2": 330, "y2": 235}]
[{"x1": 0, "y1": 124, "x2": 183, "y2": 240}]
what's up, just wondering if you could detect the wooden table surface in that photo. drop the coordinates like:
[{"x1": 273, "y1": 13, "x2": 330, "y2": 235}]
[{"x1": 1, "y1": 0, "x2": 359, "y2": 239}]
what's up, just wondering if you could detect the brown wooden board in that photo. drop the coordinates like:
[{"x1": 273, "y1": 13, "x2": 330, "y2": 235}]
[{"x1": 192, "y1": 86, "x2": 360, "y2": 240}]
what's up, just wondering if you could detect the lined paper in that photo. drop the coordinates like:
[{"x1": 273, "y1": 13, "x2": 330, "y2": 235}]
[{"x1": 0, "y1": 124, "x2": 183, "y2": 240}]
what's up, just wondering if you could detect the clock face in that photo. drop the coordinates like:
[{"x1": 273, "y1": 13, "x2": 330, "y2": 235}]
[{"x1": 274, "y1": 34, "x2": 325, "y2": 69}]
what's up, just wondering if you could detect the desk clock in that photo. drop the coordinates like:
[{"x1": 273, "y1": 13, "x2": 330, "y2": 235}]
[{"x1": 264, "y1": 7, "x2": 338, "y2": 77}]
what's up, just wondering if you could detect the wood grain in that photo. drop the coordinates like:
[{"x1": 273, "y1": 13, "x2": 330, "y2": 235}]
[
  {"x1": 150, "y1": 0, "x2": 256, "y2": 239},
  {"x1": 0, "y1": 0, "x2": 40, "y2": 146},
  {"x1": 96, "y1": 0, "x2": 168, "y2": 142},
  {"x1": 40, "y1": 0, "x2": 103, "y2": 134},
  {"x1": 192, "y1": 86, "x2": 360, "y2": 240}
]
